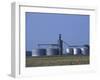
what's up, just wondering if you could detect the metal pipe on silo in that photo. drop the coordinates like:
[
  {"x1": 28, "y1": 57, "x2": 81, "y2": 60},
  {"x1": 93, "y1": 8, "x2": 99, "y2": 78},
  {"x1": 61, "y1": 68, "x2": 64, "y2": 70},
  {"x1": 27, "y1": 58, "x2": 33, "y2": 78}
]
[{"x1": 58, "y1": 34, "x2": 63, "y2": 55}]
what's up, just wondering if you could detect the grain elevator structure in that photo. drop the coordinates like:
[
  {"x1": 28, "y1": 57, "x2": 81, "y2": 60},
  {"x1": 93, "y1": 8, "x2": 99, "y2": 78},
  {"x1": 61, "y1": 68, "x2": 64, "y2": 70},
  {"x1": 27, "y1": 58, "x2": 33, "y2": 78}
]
[{"x1": 29, "y1": 34, "x2": 89, "y2": 56}]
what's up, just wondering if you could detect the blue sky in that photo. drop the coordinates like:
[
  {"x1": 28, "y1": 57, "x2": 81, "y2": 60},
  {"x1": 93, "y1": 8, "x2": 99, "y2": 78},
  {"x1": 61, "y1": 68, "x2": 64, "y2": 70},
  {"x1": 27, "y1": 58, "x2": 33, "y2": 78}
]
[{"x1": 26, "y1": 12, "x2": 89, "y2": 51}]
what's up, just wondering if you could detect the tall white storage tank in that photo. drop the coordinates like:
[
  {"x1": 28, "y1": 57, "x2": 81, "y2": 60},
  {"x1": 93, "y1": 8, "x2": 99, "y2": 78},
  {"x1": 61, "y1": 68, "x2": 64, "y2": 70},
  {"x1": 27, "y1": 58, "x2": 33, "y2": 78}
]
[
  {"x1": 46, "y1": 48, "x2": 59, "y2": 56},
  {"x1": 32, "y1": 49, "x2": 46, "y2": 56},
  {"x1": 65, "y1": 48, "x2": 73, "y2": 55},
  {"x1": 73, "y1": 48, "x2": 81, "y2": 55},
  {"x1": 80, "y1": 47, "x2": 89, "y2": 55}
]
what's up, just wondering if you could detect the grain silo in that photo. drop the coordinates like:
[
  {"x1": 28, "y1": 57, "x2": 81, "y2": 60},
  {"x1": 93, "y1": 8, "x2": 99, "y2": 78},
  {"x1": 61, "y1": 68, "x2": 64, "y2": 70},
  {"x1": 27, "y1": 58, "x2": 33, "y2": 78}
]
[
  {"x1": 80, "y1": 47, "x2": 89, "y2": 55},
  {"x1": 32, "y1": 48, "x2": 46, "y2": 56},
  {"x1": 26, "y1": 51, "x2": 32, "y2": 56},
  {"x1": 65, "y1": 48, "x2": 73, "y2": 55},
  {"x1": 46, "y1": 48, "x2": 59, "y2": 56},
  {"x1": 73, "y1": 48, "x2": 82, "y2": 55}
]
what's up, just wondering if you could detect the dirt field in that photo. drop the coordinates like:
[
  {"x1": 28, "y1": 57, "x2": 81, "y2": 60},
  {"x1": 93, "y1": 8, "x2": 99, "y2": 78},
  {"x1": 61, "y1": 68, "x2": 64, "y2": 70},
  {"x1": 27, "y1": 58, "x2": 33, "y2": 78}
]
[{"x1": 26, "y1": 55, "x2": 89, "y2": 67}]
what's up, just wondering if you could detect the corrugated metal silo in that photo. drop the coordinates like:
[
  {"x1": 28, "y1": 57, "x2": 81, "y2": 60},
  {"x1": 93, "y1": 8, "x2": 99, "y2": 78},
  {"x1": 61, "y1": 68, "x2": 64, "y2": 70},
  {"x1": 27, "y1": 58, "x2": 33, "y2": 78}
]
[
  {"x1": 46, "y1": 48, "x2": 59, "y2": 56},
  {"x1": 26, "y1": 51, "x2": 32, "y2": 56},
  {"x1": 80, "y1": 47, "x2": 89, "y2": 55},
  {"x1": 32, "y1": 48, "x2": 46, "y2": 56},
  {"x1": 65, "y1": 48, "x2": 73, "y2": 55},
  {"x1": 73, "y1": 48, "x2": 82, "y2": 55}
]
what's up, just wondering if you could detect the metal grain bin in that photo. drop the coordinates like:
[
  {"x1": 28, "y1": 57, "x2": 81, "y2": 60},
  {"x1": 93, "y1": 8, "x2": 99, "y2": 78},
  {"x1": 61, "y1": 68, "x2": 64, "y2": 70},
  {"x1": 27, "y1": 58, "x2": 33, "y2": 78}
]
[
  {"x1": 80, "y1": 47, "x2": 89, "y2": 55},
  {"x1": 26, "y1": 51, "x2": 32, "y2": 56},
  {"x1": 65, "y1": 48, "x2": 73, "y2": 55},
  {"x1": 46, "y1": 48, "x2": 59, "y2": 56},
  {"x1": 32, "y1": 49, "x2": 46, "y2": 56},
  {"x1": 73, "y1": 48, "x2": 82, "y2": 55}
]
